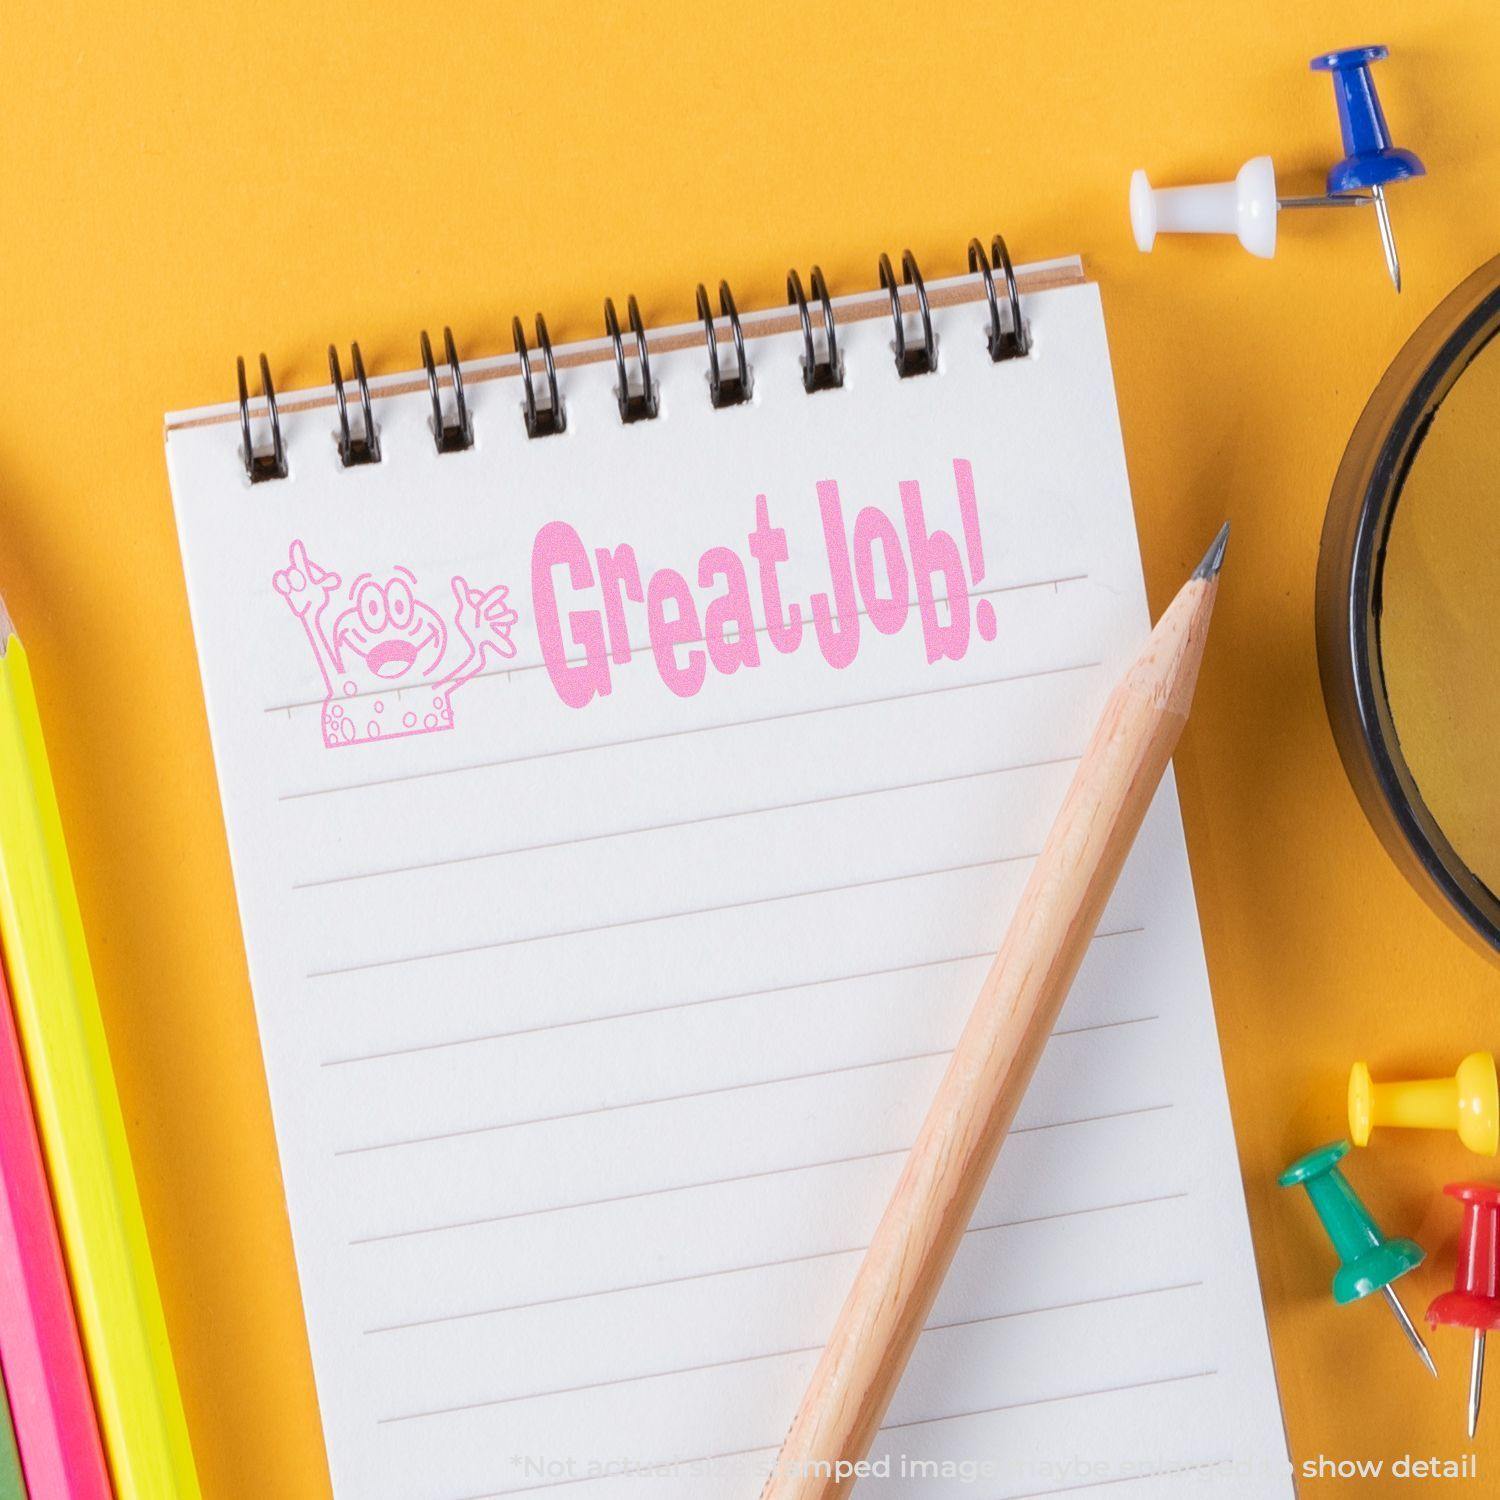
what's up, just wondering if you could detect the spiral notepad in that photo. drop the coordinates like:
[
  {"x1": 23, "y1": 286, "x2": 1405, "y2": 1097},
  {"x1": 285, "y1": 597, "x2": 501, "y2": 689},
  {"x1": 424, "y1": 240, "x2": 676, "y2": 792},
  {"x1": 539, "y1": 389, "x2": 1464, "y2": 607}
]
[{"x1": 164, "y1": 243, "x2": 1291, "y2": 1499}]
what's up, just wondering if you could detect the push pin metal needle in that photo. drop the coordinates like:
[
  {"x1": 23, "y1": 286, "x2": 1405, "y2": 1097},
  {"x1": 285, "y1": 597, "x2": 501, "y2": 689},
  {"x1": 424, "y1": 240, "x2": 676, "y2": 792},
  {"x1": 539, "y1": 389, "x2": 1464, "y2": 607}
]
[
  {"x1": 1383, "y1": 1283, "x2": 1441, "y2": 1380},
  {"x1": 1279, "y1": 1140, "x2": 1437, "y2": 1377},
  {"x1": 1310, "y1": 45, "x2": 1426, "y2": 292},
  {"x1": 1427, "y1": 1184, "x2": 1500, "y2": 1437}
]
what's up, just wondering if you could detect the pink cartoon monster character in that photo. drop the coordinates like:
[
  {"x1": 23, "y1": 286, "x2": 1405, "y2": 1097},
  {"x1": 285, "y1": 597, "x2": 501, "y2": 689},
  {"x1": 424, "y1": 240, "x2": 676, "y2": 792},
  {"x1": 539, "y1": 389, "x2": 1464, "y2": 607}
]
[{"x1": 273, "y1": 539, "x2": 519, "y2": 747}]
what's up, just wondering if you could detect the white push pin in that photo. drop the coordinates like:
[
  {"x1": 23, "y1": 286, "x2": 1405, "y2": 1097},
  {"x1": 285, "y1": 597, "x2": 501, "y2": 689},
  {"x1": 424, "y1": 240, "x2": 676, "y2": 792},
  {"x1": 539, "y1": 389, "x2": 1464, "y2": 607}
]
[
  {"x1": 1130, "y1": 156, "x2": 1279, "y2": 258},
  {"x1": 1130, "y1": 155, "x2": 1370, "y2": 260}
]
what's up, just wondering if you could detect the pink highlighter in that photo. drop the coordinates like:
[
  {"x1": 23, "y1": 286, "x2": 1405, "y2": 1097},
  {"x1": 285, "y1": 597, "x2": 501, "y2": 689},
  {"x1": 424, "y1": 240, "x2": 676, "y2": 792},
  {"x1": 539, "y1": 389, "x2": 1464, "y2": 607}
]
[{"x1": 0, "y1": 959, "x2": 112, "y2": 1498}]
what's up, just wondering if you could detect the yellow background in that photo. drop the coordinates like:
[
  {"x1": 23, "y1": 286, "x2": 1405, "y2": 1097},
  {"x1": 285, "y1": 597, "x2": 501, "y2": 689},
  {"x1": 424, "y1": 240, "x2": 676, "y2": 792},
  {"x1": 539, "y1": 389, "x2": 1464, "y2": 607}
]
[{"x1": 2, "y1": 2, "x2": 1498, "y2": 1493}]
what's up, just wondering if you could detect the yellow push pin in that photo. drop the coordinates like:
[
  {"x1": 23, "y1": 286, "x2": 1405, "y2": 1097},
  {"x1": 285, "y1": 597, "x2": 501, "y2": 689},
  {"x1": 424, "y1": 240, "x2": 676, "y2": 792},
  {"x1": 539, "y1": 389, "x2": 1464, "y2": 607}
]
[{"x1": 1349, "y1": 1053, "x2": 1499, "y2": 1156}]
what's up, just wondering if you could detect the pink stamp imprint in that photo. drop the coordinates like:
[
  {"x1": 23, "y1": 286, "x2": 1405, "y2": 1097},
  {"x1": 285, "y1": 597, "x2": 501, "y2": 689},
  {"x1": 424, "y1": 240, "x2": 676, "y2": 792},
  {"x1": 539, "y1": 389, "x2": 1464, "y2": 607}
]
[
  {"x1": 274, "y1": 539, "x2": 518, "y2": 747},
  {"x1": 533, "y1": 458, "x2": 997, "y2": 709},
  {"x1": 276, "y1": 460, "x2": 995, "y2": 740}
]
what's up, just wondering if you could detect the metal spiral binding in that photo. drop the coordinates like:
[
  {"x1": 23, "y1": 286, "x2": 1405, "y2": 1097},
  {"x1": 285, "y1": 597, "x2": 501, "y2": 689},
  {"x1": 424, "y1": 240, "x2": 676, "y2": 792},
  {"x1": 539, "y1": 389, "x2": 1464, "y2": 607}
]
[
  {"x1": 237, "y1": 354, "x2": 287, "y2": 482},
  {"x1": 968, "y1": 235, "x2": 1030, "y2": 361},
  {"x1": 787, "y1": 266, "x2": 842, "y2": 392},
  {"x1": 329, "y1": 343, "x2": 381, "y2": 465},
  {"x1": 232, "y1": 230, "x2": 1032, "y2": 476},
  {"x1": 696, "y1": 280, "x2": 752, "y2": 408},
  {"x1": 420, "y1": 327, "x2": 474, "y2": 452},
  {"x1": 604, "y1": 295, "x2": 657, "y2": 422},
  {"x1": 878, "y1": 249, "x2": 936, "y2": 377},
  {"x1": 513, "y1": 314, "x2": 565, "y2": 438}
]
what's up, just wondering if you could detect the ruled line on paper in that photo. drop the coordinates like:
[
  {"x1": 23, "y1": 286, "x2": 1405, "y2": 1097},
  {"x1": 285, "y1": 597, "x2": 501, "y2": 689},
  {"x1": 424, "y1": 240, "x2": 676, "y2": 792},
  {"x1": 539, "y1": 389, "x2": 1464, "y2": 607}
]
[
  {"x1": 309, "y1": 850, "x2": 1042, "y2": 981},
  {"x1": 347, "y1": 1105, "x2": 1175, "y2": 1244},
  {"x1": 1053, "y1": 1014, "x2": 1157, "y2": 1039},
  {"x1": 378, "y1": 1282, "x2": 1204, "y2": 1426},
  {"x1": 263, "y1": 573, "x2": 1091, "y2": 717},
  {"x1": 319, "y1": 926, "x2": 1147, "y2": 1068},
  {"x1": 445, "y1": 1368, "x2": 1221, "y2": 1500},
  {"x1": 334, "y1": 1019, "x2": 1163, "y2": 1159},
  {"x1": 334, "y1": 1047, "x2": 953, "y2": 1158},
  {"x1": 881, "y1": 1368, "x2": 1220, "y2": 1434},
  {"x1": 279, "y1": 658, "x2": 1103, "y2": 803},
  {"x1": 363, "y1": 1187, "x2": 1189, "y2": 1334},
  {"x1": 321, "y1": 950, "x2": 990, "y2": 1065},
  {"x1": 349, "y1": 1144, "x2": 911, "y2": 1245},
  {"x1": 293, "y1": 753, "x2": 1085, "y2": 891}
]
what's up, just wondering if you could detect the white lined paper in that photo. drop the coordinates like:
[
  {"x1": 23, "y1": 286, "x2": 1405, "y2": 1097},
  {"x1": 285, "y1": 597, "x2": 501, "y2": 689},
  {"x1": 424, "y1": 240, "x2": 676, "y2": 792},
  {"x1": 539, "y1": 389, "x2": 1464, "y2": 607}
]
[{"x1": 166, "y1": 270, "x2": 1290, "y2": 1498}]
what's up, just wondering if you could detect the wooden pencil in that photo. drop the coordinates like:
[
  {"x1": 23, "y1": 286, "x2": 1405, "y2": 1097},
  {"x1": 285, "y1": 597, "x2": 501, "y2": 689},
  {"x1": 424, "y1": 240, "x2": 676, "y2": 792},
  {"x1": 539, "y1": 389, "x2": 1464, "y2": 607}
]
[
  {"x1": 0, "y1": 593, "x2": 201, "y2": 1499},
  {"x1": 761, "y1": 525, "x2": 1229, "y2": 1500}
]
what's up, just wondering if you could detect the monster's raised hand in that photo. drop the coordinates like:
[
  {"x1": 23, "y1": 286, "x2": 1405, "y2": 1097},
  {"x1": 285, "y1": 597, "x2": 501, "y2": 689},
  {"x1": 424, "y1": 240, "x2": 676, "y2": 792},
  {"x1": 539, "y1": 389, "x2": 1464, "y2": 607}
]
[
  {"x1": 273, "y1": 539, "x2": 342, "y2": 619},
  {"x1": 451, "y1": 576, "x2": 519, "y2": 660}
]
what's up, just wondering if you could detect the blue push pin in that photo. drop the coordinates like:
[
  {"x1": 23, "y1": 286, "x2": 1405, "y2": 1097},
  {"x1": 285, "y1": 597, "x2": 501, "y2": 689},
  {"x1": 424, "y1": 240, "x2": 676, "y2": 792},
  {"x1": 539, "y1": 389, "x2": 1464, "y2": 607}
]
[{"x1": 1311, "y1": 45, "x2": 1425, "y2": 292}]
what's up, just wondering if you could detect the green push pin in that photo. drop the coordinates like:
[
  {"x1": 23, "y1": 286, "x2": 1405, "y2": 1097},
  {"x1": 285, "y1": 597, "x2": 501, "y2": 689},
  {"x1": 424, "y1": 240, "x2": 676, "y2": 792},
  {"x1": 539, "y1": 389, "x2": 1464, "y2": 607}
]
[{"x1": 1279, "y1": 1140, "x2": 1437, "y2": 1376}]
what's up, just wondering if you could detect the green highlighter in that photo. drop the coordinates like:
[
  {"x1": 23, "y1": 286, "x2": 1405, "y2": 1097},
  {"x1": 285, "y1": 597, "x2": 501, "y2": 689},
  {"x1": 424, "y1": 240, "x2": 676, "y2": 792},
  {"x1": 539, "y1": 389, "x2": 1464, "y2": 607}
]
[{"x1": 1279, "y1": 1139, "x2": 1437, "y2": 1376}]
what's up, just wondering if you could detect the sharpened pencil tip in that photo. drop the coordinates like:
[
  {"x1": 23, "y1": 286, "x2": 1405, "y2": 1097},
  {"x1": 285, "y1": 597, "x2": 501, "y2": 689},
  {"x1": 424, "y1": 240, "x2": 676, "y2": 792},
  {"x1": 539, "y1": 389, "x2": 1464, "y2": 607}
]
[{"x1": 1192, "y1": 522, "x2": 1230, "y2": 580}]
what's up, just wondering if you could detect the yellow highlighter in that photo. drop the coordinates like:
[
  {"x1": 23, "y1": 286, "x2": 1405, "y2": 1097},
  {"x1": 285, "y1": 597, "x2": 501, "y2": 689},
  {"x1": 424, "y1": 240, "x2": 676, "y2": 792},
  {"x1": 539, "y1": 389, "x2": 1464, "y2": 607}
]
[{"x1": 0, "y1": 597, "x2": 200, "y2": 1499}]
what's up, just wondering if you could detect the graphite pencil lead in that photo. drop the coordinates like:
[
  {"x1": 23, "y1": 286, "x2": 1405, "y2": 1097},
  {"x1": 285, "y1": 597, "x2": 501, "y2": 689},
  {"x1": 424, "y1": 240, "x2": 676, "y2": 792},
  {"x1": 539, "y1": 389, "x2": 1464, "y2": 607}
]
[{"x1": 1193, "y1": 522, "x2": 1230, "y2": 581}]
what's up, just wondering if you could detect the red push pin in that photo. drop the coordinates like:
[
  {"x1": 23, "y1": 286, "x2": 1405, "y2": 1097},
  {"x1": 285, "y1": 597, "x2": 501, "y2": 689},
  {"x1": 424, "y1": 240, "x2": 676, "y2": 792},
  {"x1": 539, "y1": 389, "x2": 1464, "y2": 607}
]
[{"x1": 1427, "y1": 1183, "x2": 1500, "y2": 1436}]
